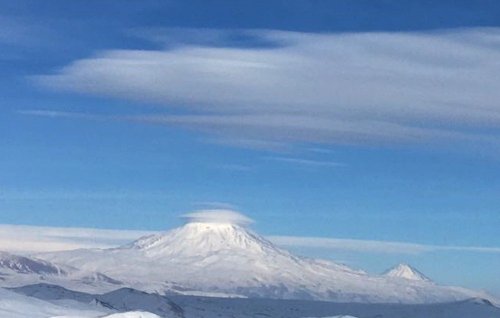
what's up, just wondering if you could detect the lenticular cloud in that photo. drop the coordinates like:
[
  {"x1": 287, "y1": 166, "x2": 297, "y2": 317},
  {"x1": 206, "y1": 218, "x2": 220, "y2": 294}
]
[
  {"x1": 182, "y1": 209, "x2": 254, "y2": 225},
  {"x1": 34, "y1": 28, "x2": 500, "y2": 148}
]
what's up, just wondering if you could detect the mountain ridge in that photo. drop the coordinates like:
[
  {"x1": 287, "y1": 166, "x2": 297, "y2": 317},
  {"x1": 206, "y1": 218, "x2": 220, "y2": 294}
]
[{"x1": 0, "y1": 251, "x2": 68, "y2": 276}]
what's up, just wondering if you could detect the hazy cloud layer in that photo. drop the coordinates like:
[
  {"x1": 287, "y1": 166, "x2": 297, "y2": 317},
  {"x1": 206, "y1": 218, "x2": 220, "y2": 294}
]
[
  {"x1": 2, "y1": 224, "x2": 500, "y2": 256},
  {"x1": 0, "y1": 224, "x2": 152, "y2": 254},
  {"x1": 33, "y1": 28, "x2": 500, "y2": 148}
]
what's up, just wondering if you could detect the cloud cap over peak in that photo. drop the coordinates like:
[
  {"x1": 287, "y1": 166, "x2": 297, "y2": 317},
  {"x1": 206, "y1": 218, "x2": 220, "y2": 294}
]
[{"x1": 182, "y1": 209, "x2": 254, "y2": 226}]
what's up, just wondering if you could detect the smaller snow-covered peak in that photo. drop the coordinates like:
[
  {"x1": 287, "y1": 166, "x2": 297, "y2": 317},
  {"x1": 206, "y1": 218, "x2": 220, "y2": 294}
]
[
  {"x1": 383, "y1": 263, "x2": 431, "y2": 282},
  {"x1": 182, "y1": 209, "x2": 253, "y2": 226}
]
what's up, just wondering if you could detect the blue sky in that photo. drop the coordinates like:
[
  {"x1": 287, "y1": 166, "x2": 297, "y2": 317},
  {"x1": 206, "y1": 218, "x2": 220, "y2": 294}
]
[{"x1": 1, "y1": 1, "x2": 500, "y2": 295}]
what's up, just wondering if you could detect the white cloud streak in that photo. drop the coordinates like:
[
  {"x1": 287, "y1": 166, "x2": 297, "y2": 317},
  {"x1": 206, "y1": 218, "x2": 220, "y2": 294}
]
[
  {"x1": 16, "y1": 110, "x2": 99, "y2": 120},
  {"x1": 268, "y1": 235, "x2": 500, "y2": 255},
  {"x1": 32, "y1": 28, "x2": 500, "y2": 148},
  {"x1": 2, "y1": 224, "x2": 500, "y2": 256},
  {"x1": 266, "y1": 156, "x2": 345, "y2": 168},
  {"x1": 0, "y1": 224, "x2": 153, "y2": 254}
]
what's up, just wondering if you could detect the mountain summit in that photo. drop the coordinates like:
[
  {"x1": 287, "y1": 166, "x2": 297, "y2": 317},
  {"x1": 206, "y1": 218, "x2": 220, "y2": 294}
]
[
  {"x1": 128, "y1": 210, "x2": 271, "y2": 259},
  {"x1": 129, "y1": 221, "x2": 280, "y2": 258},
  {"x1": 383, "y1": 264, "x2": 431, "y2": 282}
]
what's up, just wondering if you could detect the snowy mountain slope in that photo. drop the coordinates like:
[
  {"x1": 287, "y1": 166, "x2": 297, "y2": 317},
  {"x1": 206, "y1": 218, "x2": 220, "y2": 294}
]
[
  {"x1": 0, "y1": 287, "x2": 106, "y2": 318},
  {"x1": 36, "y1": 212, "x2": 494, "y2": 304},
  {"x1": 10, "y1": 283, "x2": 95, "y2": 302},
  {"x1": 0, "y1": 251, "x2": 67, "y2": 275},
  {"x1": 383, "y1": 263, "x2": 431, "y2": 282},
  {"x1": 11, "y1": 283, "x2": 500, "y2": 318},
  {"x1": 11, "y1": 284, "x2": 184, "y2": 318},
  {"x1": 97, "y1": 288, "x2": 184, "y2": 317}
]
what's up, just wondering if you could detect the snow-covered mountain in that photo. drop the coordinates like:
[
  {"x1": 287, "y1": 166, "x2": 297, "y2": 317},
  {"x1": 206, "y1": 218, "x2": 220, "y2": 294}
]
[
  {"x1": 33, "y1": 210, "x2": 493, "y2": 304},
  {"x1": 383, "y1": 264, "x2": 431, "y2": 282}
]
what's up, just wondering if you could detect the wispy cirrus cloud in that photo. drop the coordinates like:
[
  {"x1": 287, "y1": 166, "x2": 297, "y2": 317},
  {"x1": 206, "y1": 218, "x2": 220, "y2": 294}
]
[
  {"x1": 16, "y1": 110, "x2": 104, "y2": 120},
  {"x1": 268, "y1": 235, "x2": 500, "y2": 255},
  {"x1": 266, "y1": 156, "x2": 345, "y2": 168},
  {"x1": 29, "y1": 28, "x2": 500, "y2": 150}
]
